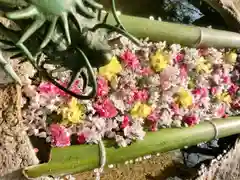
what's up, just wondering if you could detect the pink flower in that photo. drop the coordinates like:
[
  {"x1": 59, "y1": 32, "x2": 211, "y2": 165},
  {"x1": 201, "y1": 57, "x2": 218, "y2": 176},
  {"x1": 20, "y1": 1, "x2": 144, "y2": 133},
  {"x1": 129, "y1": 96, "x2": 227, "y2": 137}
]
[
  {"x1": 183, "y1": 115, "x2": 198, "y2": 126},
  {"x1": 57, "y1": 79, "x2": 81, "y2": 97},
  {"x1": 38, "y1": 80, "x2": 81, "y2": 97},
  {"x1": 77, "y1": 133, "x2": 86, "y2": 144},
  {"x1": 228, "y1": 83, "x2": 239, "y2": 95},
  {"x1": 222, "y1": 75, "x2": 231, "y2": 84},
  {"x1": 121, "y1": 115, "x2": 130, "y2": 129},
  {"x1": 138, "y1": 67, "x2": 154, "y2": 76},
  {"x1": 133, "y1": 89, "x2": 149, "y2": 102},
  {"x1": 147, "y1": 109, "x2": 160, "y2": 131},
  {"x1": 192, "y1": 87, "x2": 208, "y2": 98},
  {"x1": 174, "y1": 53, "x2": 184, "y2": 63},
  {"x1": 93, "y1": 98, "x2": 118, "y2": 118},
  {"x1": 120, "y1": 50, "x2": 140, "y2": 69},
  {"x1": 97, "y1": 76, "x2": 109, "y2": 97},
  {"x1": 147, "y1": 109, "x2": 161, "y2": 122},
  {"x1": 171, "y1": 103, "x2": 180, "y2": 115},
  {"x1": 215, "y1": 105, "x2": 226, "y2": 118},
  {"x1": 180, "y1": 64, "x2": 187, "y2": 80},
  {"x1": 38, "y1": 82, "x2": 58, "y2": 94},
  {"x1": 160, "y1": 66, "x2": 179, "y2": 90},
  {"x1": 49, "y1": 124, "x2": 71, "y2": 147},
  {"x1": 210, "y1": 87, "x2": 218, "y2": 96}
]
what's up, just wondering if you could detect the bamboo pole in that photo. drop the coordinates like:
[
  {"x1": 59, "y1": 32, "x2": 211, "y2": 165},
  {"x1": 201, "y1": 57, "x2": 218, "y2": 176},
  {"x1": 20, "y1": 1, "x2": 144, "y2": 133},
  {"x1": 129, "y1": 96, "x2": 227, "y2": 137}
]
[
  {"x1": 104, "y1": 13, "x2": 240, "y2": 48},
  {"x1": 23, "y1": 117, "x2": 240, "y2": 178}
]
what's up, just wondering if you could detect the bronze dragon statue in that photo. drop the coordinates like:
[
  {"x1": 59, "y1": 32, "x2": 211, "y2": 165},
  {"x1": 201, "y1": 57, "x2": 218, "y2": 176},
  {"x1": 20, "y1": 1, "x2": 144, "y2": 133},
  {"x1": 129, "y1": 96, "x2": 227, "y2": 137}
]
[{"x1": 0, "y1": 0, "x2": 140, "y2": 99}]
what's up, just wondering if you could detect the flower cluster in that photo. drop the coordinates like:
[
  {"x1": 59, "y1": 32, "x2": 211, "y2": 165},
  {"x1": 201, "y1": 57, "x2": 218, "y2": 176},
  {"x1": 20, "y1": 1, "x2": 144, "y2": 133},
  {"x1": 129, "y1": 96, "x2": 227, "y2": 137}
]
[{"x1": 21, "y1": 38, "x2": 240, "y2": 148}]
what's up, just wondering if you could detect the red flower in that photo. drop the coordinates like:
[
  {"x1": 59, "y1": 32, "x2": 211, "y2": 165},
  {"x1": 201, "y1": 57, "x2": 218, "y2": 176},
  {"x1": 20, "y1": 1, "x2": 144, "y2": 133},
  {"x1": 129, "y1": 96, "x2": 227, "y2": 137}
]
[
  {"x1": 150, "y1": 121, "x2": 158, "y2": 132},
  {"x1": 49, "y1": 124, "x2": 71, "y2": 147},
  {"x1": 174, "y1": 53, "x2": 184, "y2": 63},
  {"x1": 97, "y1": 76, "x2": 109, "y2": 97},
  {"x1": 210, "y1": 87, "x2": 217, "y2": 96},
  {"x1": 77, "y1": 133, "x2": 86, "y2": 144},
  {"x1": 183, "y1": 115, "x2": 198, "y2": 126},
  {"x1": 121, "y1": 115, "x2": 130, "y2": 129},
  {"x1": 222, "y1": 76, "x2": 231, "y2": 84},
  {"x1": 192, "y1": 87, "x2": 208, "y2": 98},
  {"x1": 93, "y1": 98, "x2": 118, "y2": 118},
  {"x1": 120, "y1": 50, "x2": 140, "y2": 69},
  {"x1": 232, "y1": 99, "x2": 240, "y2": 110},
  {"x1": 228, "y1": 83, "x2": 239, "y2": 95}
]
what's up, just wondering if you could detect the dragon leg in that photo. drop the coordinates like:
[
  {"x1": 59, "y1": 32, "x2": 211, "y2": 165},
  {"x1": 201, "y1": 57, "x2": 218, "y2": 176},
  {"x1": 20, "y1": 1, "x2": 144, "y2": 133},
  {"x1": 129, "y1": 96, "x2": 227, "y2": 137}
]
[{"x1": 0, "y1": 50, "x2": 22, "y2": 85}]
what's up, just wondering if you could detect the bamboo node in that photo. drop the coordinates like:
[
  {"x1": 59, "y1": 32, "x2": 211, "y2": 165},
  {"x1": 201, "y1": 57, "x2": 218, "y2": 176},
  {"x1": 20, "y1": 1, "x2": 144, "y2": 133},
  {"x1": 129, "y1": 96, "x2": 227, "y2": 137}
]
[{"x1": 207, "y1": 120, "x2": 219, "y2": 139}]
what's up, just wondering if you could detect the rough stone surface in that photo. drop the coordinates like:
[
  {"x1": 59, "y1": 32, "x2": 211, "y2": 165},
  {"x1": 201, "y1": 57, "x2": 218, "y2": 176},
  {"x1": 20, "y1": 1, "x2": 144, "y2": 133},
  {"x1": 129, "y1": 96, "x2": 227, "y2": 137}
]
[
  {"x1": 197, "y1": 138, "x2": 240, "y2": 180},
  {"x1": 0, "y1": 85, "x2": 39, "y2": 179}
]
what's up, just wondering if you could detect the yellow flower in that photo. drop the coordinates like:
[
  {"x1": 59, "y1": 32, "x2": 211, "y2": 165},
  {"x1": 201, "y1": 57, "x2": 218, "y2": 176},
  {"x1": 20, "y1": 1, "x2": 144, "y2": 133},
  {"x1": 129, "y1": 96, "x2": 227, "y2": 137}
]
[
  {"x1": 150, "y1": 50, "x2": 170, "y2": 72},
  {"x1": 175, "y1": 87, "x2": 193, "y2": 108},
  {"x1": 196, "y1": 57, "x2": 212, "y2": 74},
  {"x1": 130, "y1": 102, "x2": 152, "y2": 119},
  {"x1": 58, "y1": 97, "x2": 86, "y2": 124},
  {"x1": 216, "y1": 92, "x2": 232, "y2": 105},
  {"x1": 99, "y1": 56, "x2": 122, "y2": 81},
  {"x1": 225, "y1": 52, "x2": 237, "y2": 65}
]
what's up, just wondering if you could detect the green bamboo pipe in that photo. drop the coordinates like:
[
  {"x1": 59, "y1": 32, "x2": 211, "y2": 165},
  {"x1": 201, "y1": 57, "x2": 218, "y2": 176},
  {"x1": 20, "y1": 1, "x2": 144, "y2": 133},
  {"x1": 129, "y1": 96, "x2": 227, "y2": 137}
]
[
  {"x1": 23, "y1": 117, "x2": 240, "y2": 178},
  {"x1": 104, "y1": 13, "x2": 240, "y2": 48}
]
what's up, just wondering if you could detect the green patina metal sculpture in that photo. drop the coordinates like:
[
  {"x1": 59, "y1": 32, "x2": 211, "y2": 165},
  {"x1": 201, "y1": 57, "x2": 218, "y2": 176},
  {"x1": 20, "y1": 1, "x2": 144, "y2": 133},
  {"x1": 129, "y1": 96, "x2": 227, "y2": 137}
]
[{"x1": 0, "y1": 0, "x2": 139, "y2": 99}]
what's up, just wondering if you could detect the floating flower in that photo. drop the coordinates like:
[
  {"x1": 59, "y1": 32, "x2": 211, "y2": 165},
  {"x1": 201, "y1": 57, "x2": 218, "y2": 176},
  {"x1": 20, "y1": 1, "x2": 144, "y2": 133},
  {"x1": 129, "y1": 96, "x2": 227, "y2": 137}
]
[
  {"x1": 183, "y1": 115, "x2": 199, "y2": 126},
  {"x1": 174, "y1": 53, "x2": 184, "y2": 63},
  {"x1": 214, "y1": 104, "x2": 226, "y2": 117},
  {"x1": 216, "y1": 92, "x2": 232, "y2": 105},
  {"x1": 180, "y1": 64, "x2": 188, "y2": 80},
  {"x1": 147, "y1": 108, "x2": 161, "y2": 122},
  {"x1": 97, "y1": 76, "x2": 109, "y2": 97},
  {"x1": 196, "y1": 57, "x2": 212, "y2": 74},
  {"x1": 120, "y1": 50, "x2": 140, "y2": 69},
  {"x1": 232, "y1": 98, "x2": 240, "y2": 110},
  {"x1": 99, "y1": 56, "x2": 122, "y2": 81},
  {"x1": 192, "y1": 87, "x2": 208, "y2": 98},
  {"x1": 138, "y1": 67, "x2": 154, "y2": 76},
  {"x1": 150, "y1": 50, "x2": 170, "y2": 72},
  {"x1": 175, "y1": 87, "x2": 193, "y2": 108},
  {"x1": 49, "y1": 124, "x2": 70, "y2": 147},
  {"x1": 121, "y1": 115, "x2": 130, "y2": 129},
  {"x1": 130, "y1": 102, "x2": 152, "y2": 119},
  {"x1": 225, "y1": 51, "x2": 237, "y2": 65},
  {"x1": 93, "y1": 98, "x2": 118, "y2": 118},
  {"x1": 38, "y1": 80, "x2": 81, "y2": 97},
  {"x1": 133, "y1": 89, "x2": 149, "y2": 102},
  {"x1": 38, "y1": 81, "x2": 58, "y2": 95},
  {"x1": 77, "y1": 133, "x2": 86, "y2": 144},
  {"x1": 228, "y1": 83, "x2": 239, "y2": 95},
  {"x1": 58, "y1": 97, "x2": 86, "y2": 124}
]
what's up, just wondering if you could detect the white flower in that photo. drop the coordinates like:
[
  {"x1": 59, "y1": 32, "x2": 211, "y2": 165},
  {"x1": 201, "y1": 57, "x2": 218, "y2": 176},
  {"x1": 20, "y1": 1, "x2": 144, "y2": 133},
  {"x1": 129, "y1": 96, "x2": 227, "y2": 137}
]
[{"x1": 115, "y1": 135, "x2": 128, "y2": 147}]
